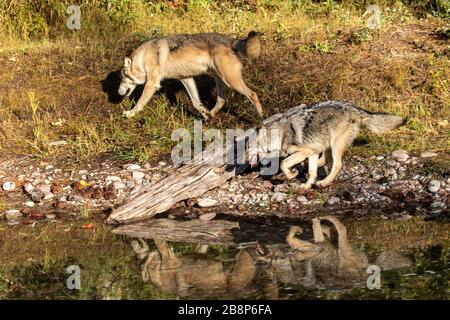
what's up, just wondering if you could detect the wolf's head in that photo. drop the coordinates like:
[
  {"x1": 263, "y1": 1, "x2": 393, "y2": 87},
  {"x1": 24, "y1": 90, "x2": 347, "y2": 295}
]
[
  {"x1": 118, "y1": 56, "x2": 146, "y2": 97},
  {"x1": 248, "y1": 126, "x2": 282, "y2": 168}
]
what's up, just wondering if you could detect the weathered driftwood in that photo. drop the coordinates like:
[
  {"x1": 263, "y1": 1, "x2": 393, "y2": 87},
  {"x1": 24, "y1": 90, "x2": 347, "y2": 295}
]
[
  {"x1": 107, "y1": 141, "x2": 248, "y2": 225},
  {"x1": 112, "y1": 218, "x2": 239, "y2": 245}
]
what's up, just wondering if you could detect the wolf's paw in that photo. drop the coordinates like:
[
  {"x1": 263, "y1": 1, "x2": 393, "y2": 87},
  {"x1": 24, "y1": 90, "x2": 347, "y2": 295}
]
[
  {"x1": 298, "y1": 183, "x2": 312, "y2": 190},
  {"x1": 284, "y1": 168, "x2": 299, "y2": 180},
  {"x1": 123, "y1": 110, "x2": 136, "y2": 118},
  {"x1": 316, "y1": 180, "x2": 331, "y2": 188},
  {"x1": 201, "y1": 112, "x2": 211, "y2": 121}
]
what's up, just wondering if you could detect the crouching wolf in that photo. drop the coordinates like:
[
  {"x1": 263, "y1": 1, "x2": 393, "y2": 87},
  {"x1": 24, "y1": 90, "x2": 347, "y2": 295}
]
[
  {"x1": 118, "y1": 32, "x2": 263, "y2": 120},
  {"x1": 249, "y1": 100, "x2": 405, "y2": 189}
]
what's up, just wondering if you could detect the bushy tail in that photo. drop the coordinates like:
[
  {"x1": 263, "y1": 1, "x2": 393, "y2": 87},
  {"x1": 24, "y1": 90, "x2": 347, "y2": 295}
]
[
  {"x1": 233, "y1": 31, "x2": 261, "y2": 61},
  {"x1": 361, "y1": 112, "x2": 406, "y2": 134}
]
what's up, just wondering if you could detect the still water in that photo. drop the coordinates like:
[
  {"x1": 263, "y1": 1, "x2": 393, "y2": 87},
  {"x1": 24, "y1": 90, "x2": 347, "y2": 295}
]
[{"x1": 0, "y1": 215, "x2": 448, "y2": 299}]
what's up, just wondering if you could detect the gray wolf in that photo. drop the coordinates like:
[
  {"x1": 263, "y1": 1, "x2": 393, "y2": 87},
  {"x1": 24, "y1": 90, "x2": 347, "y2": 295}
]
[
  {"x1": 284, "y1": 216, "x2": 369, "y2": 288},
  {"x1": 131, "y1": 239, "x2": 256, "y2": 298},
  {"x1": 132, "y1": 216, "x2": 412, "y2": 297},
  {"x1": 249, "y1": 100, "x2": 405, "y2": 188},
  {"x1": 118, "y1": 32, "x2": 263, "y2": 120}
]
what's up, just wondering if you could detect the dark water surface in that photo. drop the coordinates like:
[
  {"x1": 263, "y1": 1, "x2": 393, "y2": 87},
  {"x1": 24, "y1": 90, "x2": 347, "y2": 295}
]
[{"x1": 0, "y1": 215, "x2": 448, "y2": 300}]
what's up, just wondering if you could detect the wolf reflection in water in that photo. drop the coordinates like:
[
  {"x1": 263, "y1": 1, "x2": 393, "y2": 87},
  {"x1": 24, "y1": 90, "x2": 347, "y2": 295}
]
[{"x1": 131, "y1": 216, "x2": 413, "y2": 299}]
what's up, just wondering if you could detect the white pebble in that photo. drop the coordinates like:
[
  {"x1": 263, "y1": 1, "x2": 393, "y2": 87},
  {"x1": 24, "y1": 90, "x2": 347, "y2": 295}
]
[
  {"x1": 197, "y1": 198, "x2": 218, "y2": 208},
  {"x1": 132, "y1": 171, "x2": 145, "y2": 180},
  {"x1": 2, "y1": 181, "x2": 16, "y2": 191},
  {"x1": 428, "y1": 180, "x2": 441, "y2": 193}
]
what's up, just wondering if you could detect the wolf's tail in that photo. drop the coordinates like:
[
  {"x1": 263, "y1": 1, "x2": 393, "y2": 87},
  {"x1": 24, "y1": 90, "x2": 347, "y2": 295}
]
[
  {"x1": 233, "y1": 31, "x2": 261, "y2": 61},
  {"x1": 360, "y1": 112, "x2": 406, "y2": 134}
]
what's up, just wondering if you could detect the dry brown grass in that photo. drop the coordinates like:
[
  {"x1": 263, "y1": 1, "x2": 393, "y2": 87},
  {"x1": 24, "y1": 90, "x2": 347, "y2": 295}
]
[{"x1": 0, "y1": 2, "x2": 448, "y2": 164}]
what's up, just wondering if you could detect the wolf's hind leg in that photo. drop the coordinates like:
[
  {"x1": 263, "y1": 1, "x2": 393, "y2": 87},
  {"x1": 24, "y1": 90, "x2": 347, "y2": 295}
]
[
  {"x1": 210, "y1": 77, "x2": 226, "y2": 117},
  {"x1": 180, "y1": 77, "x2": 210, "y2": 120},
  {"x1": 214, "y1": 52, "x2": 264, "y2": 118},
  {"x1": 316, "y1": 128, "x2": 353, "y2": 187}
]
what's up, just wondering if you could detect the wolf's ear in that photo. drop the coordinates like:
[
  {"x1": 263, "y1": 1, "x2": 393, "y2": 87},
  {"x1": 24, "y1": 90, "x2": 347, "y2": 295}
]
[{"x1": 124, "y1": 57, "x2": 132, "y2": 70}]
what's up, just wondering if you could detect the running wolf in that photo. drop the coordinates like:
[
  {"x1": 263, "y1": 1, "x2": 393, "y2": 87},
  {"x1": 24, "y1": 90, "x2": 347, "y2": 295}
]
[
  {"x1": 249, "y1": 100, "x2": 405, "y2": 188},
  {"x1": 118, "y1": 32, "x2": 263, "y2": 120}
]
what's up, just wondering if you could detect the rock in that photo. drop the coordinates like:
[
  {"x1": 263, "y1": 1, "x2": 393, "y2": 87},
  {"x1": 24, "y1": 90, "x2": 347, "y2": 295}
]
[
  {"x1": 197, "y1": 198, "x2": 218, "y2": 208},
  {"x1": 106, "y1": 175, "x2": 121, "y2": 182},
  {"x1": 398, "y1": 214, "x2": 413, "y2": 221},
  {"x1": 132, "y1": 171, "x2": 145, "y2": 180},
  {"x1": 26, "y1": 209, "x2": 45, "y2": 220},
  {"x1": 5, "y1": 209, "x2": 22, "y2": 220},
  {"x1": 271, "y1": 192, "x2": 287, "y2": 202},
  {"x1": 113, "y1": 181, "x2": 126, "y2": 190},
  {"x1": 2, "y1": 181, "x2": 16, "y2": 191},
  {"x1": 420, "y1": 151, "x2": 438, "y2": 158},
  {"x1": 79, "y1": 186, "x2": 94, "y2": 199},
  {"x1": 103, "y1": 191, "x2": 117, "y2": 200},
  {"x1": 23, "y1": 182, "x2": 34, "y2": 194},
  {"x1": 391, "y1": 150, "x2": 409, "y2": 162},
  {"x1": 386, "y1": 160, "x2": 397, "y2": 167},
  {"x1": 199, "y1": 212, "x2": 216, "y2": 221},
  {"x1": 375, "y1": 155, "x2": 384, "y2": 161},
  {"x1": 92, "y1": 187, "x2": 103, "y2": 199},
  {"x1": 428, "y1": 180, "x2": 441, "y2": 193},
  {"x1": 38, "y1": 185, "x2": 51, "y2": 194},
  {"x1": 262, "y1": 180, "x2": 273, "y2": 189},
  {"x1": 296, "y1": 195, "x2": 308, "y2": 203},
  {"x1": 30, "y1": 191, "x2": 44, "y2": 203},
  {"x1": 125, "y1": 164, "x2": 141, "y2": 171},
  {"x1": 53, "y1": 200, "x2": 68, "y2": 210},
  {"x1": 324, "y1": 196, "x2": 340, "y2": 209},
  {"x1": 50, "y1": 184, "x2": 63, "y2": 194},
  {"x1": 24, "y1": 201, "x2": 35, "y2": 207},
  {"x1": 43, "y1": 192, "x2": 54, "y2": 200}
]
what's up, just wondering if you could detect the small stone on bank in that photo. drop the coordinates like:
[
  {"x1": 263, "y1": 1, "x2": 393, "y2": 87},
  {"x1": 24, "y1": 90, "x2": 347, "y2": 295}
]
[
  {"x1": 5, "y1": 209, "x2": 22, "y2": 220},
  {"x1": 2, "y1": 181, "x2": 16, "y2": 191},
  {"x1": 132, "y1": 171, "x2": 145, "y2": 180},
  {"x1": 391, "y1": 150, "x2": 409, "y2": 162},
  {"x1": 428, "y1": 180, "x2": 441, "y2": 193},
  {"x1": 197, "y1": 198, "x2": 218, "y2": 208},
  {"x1": 324, "y1": 196, "x2": 340, "y2": 209},
  {"x1": 420, "y1": 151, "x2": 438, "y2": 158}
]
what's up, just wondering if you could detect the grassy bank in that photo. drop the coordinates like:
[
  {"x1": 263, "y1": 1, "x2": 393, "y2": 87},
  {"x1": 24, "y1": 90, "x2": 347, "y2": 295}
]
[{"x1": 0, "y1": 1, "x2": 448, "y2": 163}]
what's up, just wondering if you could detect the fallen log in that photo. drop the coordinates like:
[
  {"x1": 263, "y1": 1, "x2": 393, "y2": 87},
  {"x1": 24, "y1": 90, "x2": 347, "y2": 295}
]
[
  {"x1": 107, "y1": 140, "x2": 249, "y2": 225},
  {"x1": 112, "y1": 218, "x2": 239, "y2": 245}
]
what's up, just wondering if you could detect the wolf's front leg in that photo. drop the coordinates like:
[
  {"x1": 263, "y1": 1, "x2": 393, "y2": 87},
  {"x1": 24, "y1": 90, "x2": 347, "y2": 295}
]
[
  {"x1": 123, "y1": 80, "x2": 157, "y2": 118},
  {"x1": 180, "y1": 78, "x2": 211, "y2": 120},
  {"x1": 280, "y1": 152, "x2": 305, "y2": 180},
  {"x1": 299, "y1": 154, "x2": 319, "y2": 190}
]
